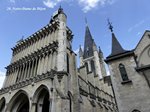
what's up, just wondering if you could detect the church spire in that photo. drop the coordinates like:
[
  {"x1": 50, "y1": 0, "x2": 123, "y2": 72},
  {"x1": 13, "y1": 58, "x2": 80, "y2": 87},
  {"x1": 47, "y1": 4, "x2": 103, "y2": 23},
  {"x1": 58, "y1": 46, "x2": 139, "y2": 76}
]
[
  {"x1": 79, "y1": 45, "x2": 83, "y2": 57},
  {"x1": 83, "y1": 19, "x2": 94, "y2": 59},
  {"x1": 108, "y1": 20, "x2": 127, "y2": 56}
]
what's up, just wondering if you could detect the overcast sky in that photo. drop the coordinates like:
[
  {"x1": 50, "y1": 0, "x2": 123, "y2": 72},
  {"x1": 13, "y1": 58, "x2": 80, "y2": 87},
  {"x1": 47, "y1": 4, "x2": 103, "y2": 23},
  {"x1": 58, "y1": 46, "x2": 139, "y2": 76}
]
[{"x1": 0, "y1": 0, "x2": 150, "y2": 88}]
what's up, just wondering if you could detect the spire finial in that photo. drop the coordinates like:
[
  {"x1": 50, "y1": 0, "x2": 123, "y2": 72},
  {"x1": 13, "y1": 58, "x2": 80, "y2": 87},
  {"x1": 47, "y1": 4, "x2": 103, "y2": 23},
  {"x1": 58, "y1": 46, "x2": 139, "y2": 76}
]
[
  {"x1": 99, "y1": 46, "x2": 102, "y2": 53},
  {"x1": 85, "y1": 17, "x2": 88, "y2": 26},
  {"x1": 107, "y1": 19, "x2": 113, "y2": 33}
]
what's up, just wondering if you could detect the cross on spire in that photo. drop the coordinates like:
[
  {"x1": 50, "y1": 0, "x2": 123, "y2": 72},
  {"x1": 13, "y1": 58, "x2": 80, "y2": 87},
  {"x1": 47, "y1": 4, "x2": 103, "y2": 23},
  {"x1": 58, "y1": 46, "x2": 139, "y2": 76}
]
[{"x1": 107, "y1": 19, "x2": 113, "y2": 33}]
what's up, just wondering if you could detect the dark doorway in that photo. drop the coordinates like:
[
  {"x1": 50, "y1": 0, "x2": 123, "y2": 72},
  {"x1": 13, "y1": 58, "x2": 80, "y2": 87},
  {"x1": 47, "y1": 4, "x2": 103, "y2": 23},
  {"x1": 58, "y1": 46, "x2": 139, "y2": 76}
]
[
  {"x1": 42, "y1": 92, "x2": 50, "y2": 112},
  {"x1": 17, "y1": 101, "x2": 29, "y2": 112}
]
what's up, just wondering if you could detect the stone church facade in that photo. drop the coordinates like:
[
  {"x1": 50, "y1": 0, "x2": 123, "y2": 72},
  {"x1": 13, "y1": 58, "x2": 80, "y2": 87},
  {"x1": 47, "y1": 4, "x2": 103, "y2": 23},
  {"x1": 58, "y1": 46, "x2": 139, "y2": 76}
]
[
  {"x1": 105, "y1": 23, "x2": 150, "y2": 112},
  {"x1": 0, "y1": 8, "x2": 117, "y2": 112}
]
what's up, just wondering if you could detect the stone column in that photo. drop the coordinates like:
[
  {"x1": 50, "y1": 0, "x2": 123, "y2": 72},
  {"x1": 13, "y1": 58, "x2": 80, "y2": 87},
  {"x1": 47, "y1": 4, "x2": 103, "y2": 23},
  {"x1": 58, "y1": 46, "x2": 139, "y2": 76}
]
[
  {"x1": 20, "y1": 63, "x2": 25, "y2": 81},
  {"x1": 23, "y1": 62, "x2": 28, "y2": 80},
  {"x1": 17, "y1": 64, "x2": 22, "y2": 82},
  {"x1": 47, "y1": 53, "x2": 52, "y2": 71},
  {"x1": 29, "y1": 60, "x2": 34, "y2": 78},
  {"x1": 45, "y1": 53, "x2": 50, "y2": 72},
  {"x1": 37, "y1": 56, "x2": 42, "y2": 75},
  {"x1": 30, "y1": 103, "x2": 37, "y2": 112},
  {"x1": 11, "y1": 67, "x2": 17, "y2": 84},
  {"x1": 33, "y1": 58, "x2": 38, "y2": 77},
  {"x1": 41, "y1": 54, "x2": 46, "y2": 74},
  {"x1": 52, "y1": 51, "x2": 56, "y2": 70},
  {"x1": 26, "y1": 61, "x2": 31, "y2": 78}
]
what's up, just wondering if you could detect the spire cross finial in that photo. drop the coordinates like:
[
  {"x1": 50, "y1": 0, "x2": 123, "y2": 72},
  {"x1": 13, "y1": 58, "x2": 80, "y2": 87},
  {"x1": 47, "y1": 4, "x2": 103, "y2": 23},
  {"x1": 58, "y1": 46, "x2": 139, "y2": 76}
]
[{"x1": 107, "y1": 19, "x2": 113, "y2": 32}]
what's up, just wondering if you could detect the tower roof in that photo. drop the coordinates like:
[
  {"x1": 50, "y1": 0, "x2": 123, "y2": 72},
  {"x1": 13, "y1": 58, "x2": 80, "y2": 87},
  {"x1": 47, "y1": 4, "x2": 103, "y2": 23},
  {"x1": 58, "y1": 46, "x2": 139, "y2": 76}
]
[
  {"x1": 79, "y1": 45, "x2": 83, "y2": 57},
  {"x1": 109, "y1": 33, "x2": 127, "y2": 57},
  {"x1": 83, "y1": 25, "x2": 94, "y2": 59}
]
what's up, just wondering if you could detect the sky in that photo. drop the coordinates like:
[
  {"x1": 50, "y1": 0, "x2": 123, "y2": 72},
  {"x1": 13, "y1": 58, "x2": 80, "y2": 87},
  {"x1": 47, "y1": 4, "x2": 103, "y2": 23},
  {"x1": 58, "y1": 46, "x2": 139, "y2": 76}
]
[{"x1": 0, "y1": 0, "x2": 150, "y2": 88}]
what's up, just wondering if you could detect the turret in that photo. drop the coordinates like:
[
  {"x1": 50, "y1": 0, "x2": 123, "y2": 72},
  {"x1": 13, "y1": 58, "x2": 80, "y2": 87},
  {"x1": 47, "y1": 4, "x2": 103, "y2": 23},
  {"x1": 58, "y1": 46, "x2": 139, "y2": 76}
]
[{"x1": 55, "y1": 7, "x2": 68, "y2": 71}]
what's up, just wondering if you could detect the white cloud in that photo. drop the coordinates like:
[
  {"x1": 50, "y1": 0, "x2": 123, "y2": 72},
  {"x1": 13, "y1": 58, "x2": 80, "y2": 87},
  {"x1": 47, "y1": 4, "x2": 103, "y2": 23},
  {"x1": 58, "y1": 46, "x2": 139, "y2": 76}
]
[
  {"x1": 0, "y1": 71, "x2": 5, "y2": 89},
  {"x1": 42, "y1": 0, "x2": 116, "y2": 12},
  {"x1": 128, "y1": 20, "x2": 145, "y2": 32},
  {"x1": 78, "y1": 0, "x2": 114, "y2": 13},
  {"x1": 43, "y1": 0, "x2": 64, "y2": 8},
  {"x1": 9, "y1": 0, "x2": 15, "y2": 3}
]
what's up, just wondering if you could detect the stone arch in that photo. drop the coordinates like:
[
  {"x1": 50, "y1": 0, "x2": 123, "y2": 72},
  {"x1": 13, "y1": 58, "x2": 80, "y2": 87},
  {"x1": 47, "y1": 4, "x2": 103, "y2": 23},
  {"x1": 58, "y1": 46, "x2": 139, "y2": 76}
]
[
  {"x1": 132, "y1": 109, "x2": 141, "y2": 112},
  {"x1": 6, "y1": 90, "x2": 29, "y2": 112},
  {"x1": 138, "y1": 44, "x2": 150, "y2": 66},
  {"x1": 0, "y1": 97, "x2": 6, "y2": 112},
  {"x1": 33, "y1": 84, "x2": 50, "y2": 112}
]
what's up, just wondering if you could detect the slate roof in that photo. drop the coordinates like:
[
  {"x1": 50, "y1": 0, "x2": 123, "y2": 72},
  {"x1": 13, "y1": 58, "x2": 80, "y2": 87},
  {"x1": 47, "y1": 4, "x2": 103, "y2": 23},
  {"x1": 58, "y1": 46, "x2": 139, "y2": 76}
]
[
  {"x1": 108, "y1": 33, "x2": 128, "y2": 57},
  {"x1": 83, "y1": 26, "x2": 94, "y2": 59},
  {"x1": 105, "y1": 32, "x2": 134, "y2": 63}
]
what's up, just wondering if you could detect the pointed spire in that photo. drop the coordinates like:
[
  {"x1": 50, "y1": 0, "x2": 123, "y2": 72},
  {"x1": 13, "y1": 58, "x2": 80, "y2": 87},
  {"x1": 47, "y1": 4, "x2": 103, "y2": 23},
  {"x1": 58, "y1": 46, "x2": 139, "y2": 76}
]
[
  {"x1": 83, "y1": 21, "x2": 94, "y2": 59},
  {"x1": 93, "y1": 40, "x2": 97, "y2": 51},
  {"x1": 107, "y1": 20, "x2": 127, "y2": 56},
  {"x1": 79, "y1": 45, "x2": 83, "y2": 57}
]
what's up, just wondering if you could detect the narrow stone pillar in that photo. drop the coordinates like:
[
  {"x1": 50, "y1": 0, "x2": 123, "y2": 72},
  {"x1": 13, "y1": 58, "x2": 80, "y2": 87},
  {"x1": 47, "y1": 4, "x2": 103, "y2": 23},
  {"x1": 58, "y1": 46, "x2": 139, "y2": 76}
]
[
  {"x1": 30, "y1": 103, "x2": 37, "y2": 112},
  {"x1": 23, "y1": 62, "x2": 28, "y2": 80},
  {"x1": 29, "y1": 60, "x2": 34, "y2": 78},
  {"x1": 33, "y1": 58, "x2": 38, "y2": 77},
  {"x1": 20, "y1": 63, "x2": 25, "y2": 81},
  {"x1": 45, "y1": 53, "x2": 50, "y2": 72},
  {"x1": 26, "y1": 61, "x2": 31, "y2": 78},
  {"x1": 37, "y1": 56, "x2": 42, "y2": 75}
]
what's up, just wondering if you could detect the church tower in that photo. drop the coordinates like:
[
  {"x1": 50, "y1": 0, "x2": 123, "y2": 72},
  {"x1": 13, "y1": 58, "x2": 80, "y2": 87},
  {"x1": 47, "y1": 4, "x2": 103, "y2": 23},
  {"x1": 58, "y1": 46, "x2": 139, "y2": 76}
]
[
  {"x1": 79, "y1": 24, "x2": 107, "y2": 79},
  {"x1": 105, "y1": 21, "x2": 150, "y2": 112},
  {"x1": 78, "y1": 23, "x2": 117, "y2": 112},
  {"x1": 0, "y1": 8, "x2": 117, "y2": 112},
  {"x1": 0, "y1": 7, "x2": 78, "y2": 112}
]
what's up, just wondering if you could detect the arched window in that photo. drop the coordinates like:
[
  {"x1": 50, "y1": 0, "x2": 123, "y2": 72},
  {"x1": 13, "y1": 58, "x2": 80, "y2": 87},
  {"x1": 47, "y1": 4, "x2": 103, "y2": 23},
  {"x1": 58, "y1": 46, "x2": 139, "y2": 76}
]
[
  {"x1": 132, "y1": 109, "x2": 141, "y2": 112},
  {"x1": 119, "y1": 63, "x2": 129, "y2": 81}
]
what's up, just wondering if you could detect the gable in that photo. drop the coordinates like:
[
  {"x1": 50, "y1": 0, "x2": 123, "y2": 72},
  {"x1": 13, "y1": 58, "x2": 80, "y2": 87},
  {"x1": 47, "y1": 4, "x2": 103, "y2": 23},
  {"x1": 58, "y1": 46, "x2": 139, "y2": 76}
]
[{"x1": 134, "y1": 30, "x2": 150, "y2": 66}]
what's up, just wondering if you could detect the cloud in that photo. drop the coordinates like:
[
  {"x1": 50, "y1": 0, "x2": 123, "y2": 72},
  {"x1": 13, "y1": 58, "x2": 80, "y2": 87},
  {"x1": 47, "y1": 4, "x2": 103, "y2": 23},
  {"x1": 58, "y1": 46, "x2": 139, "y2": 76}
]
[
  {"x1": 9, "y1": 0, "x2": 15, "y2": 3},
  {"x1": 43, "y1": 0, "x2": 65, "y2": 8},
  {"x1": 0, "y1": 71, "x2": 5, "y2": 89},
  {"x1": 43, "y1": 0, "x2": 116, "y2": 12},
  {"x1": 78, "y1": 0, "x2": 114, "y2": 13},
  {"x1": 128, "y1": 20, "x2": 145, "y2": 32}
]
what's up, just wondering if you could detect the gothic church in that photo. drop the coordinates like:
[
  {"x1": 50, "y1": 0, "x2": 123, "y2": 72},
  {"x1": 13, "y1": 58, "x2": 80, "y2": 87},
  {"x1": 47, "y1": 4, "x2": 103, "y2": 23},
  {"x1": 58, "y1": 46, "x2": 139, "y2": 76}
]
[{"x1": 0, "y1": 8, "x2": 117, "y2": 112}]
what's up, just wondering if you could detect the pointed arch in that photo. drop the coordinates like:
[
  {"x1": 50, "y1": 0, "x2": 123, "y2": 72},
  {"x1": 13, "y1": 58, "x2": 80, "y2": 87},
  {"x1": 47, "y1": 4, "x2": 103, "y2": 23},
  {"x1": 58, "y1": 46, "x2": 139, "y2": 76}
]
[
  {"x1": 6, "y1": 90, "x2": 29, "y2": 112},
  {"x1": 0, "y1": 97, "x2": 6, "y2": 112},
  {"x1": 33, "y1": 84, "x2": 50, "y2": 112},
  {"x1": 132, "y1": 109, "x2": 141, "y2": 112}
]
